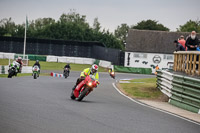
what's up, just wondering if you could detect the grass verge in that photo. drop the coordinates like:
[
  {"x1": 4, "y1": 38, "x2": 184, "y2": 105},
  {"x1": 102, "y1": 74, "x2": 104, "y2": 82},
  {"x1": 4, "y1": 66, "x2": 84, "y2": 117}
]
[
  {"x1": 0, "y1": 59, "x2": 107, "y2": 72},
  {"x1": 0, "y1": 73, "x2": 50, "y2": 78},
  {"x1": 118, "y1": 78, "x2": 167, "y2": 101}
]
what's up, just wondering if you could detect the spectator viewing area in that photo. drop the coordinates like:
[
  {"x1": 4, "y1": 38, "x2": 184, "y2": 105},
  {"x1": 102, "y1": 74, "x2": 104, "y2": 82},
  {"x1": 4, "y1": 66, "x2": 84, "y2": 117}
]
[{"x1": 174, "y1": 51, "x2": 200, "y2": 76}]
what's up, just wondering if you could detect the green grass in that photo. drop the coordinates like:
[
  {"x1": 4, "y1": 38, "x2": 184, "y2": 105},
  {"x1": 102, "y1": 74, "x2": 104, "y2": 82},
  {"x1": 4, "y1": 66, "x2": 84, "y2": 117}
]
[
  {"x1": 119, "y1": 78, "x2": 163, "y2": 99},
  {"x1": 0, "y1": 73, "x2": 50, "y2": 78},
  {"x1": 0, "y1": 59, "x2": 107, "y2": 72}
]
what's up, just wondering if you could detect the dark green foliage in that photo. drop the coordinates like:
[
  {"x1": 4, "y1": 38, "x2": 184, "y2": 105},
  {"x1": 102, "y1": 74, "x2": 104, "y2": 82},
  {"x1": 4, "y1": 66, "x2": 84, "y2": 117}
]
[
  {"x1": 177, "y1": 20, "x2": 200, "y2": 33},
  {"x1": 114, "y1": 23, "x2": 130, "y2": 47},
  {"x1": 0, "y1": 11, "x2": 124, "y2": 50},
  {"x1": 131, "y1": 19, "x2": 169, "y2": 31}
]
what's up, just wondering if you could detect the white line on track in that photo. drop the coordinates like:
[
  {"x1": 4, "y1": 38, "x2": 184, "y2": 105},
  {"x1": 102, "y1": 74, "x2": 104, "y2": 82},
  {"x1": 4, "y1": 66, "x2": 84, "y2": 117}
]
[{"x1": 112, "y1": 82, "x2": 200, "y2": 126}]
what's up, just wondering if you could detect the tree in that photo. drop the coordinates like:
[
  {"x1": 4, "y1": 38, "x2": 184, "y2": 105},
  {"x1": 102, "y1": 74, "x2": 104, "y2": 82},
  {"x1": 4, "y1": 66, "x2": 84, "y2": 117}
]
[
  {"x1": 0, "y1": 11, "x2": 125, "y2": 50},
  {"x1": 177, "y1": 20, "x2": 200, "y2": 33},
  {"x1": 131, "y1": 19, "x2": 169, "y2": 31},
  {"x1": 93, "y1": 17, "x2": 101, "y2": 32},
  {"x1": 114, "y1": 23, "x2": 129, "y2": 46},
  {"x1": 0, "y1": 17, "x2": 16, "y2": 36}
]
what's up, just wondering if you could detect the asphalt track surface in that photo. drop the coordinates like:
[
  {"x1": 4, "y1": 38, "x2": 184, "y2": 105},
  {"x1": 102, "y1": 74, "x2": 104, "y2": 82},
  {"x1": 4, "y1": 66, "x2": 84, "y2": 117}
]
[{"x1": 0, "y1": 71, "x2": 200, "y2": 133}]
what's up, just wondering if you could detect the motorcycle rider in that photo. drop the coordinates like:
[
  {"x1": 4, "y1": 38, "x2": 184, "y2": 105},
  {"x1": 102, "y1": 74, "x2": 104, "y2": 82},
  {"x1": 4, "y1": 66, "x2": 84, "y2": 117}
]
[
  {"x1": 108, "y1": 68, "x2": 114, "y2": 73},
  {"x1": 72, "y1": 64, "x2": 99, "y2": 90},
  {"x1": 33, "y1": 60, "x2": 41, "y2": 74},
  {"x1": 16, "y1": 57, "x2": 23, "y2": 73},
  {"x1": 64, "y1": 63, "x2": 71, "y2": 74}
]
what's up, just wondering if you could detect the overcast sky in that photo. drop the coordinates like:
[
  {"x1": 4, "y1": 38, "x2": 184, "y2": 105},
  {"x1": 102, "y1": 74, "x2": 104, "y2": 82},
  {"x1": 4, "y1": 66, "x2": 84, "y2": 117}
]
[{"x1": 0, "y1": 0, "x2": 199, "y2": 32}]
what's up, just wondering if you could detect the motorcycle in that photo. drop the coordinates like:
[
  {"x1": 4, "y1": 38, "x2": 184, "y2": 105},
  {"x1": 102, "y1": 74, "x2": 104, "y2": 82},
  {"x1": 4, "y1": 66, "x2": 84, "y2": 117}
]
[
  {"x1": 32, "y1": 65, "x2": 40, "y2": 79},
  {"x1": 63, "y1": 68, "x2": 69, "y2": 78},
  {"x1": 71, "y1": 72, "x2": 99, "y2": 101},
  {"x1": 109, "y1": 71, "x2": 115, "y2": 79},
  {"x1": 8, "y1": 61, "x2": 20, "y2": 78}
]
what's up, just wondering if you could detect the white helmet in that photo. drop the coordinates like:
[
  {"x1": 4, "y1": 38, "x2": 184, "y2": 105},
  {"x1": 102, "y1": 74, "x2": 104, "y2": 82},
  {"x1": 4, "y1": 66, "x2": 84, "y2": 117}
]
[
  {"x1": 18, "y1": 57, "x2": 22, "y2": 61},
  {"x1": 91, "y1": 64, "x2": 98, "y2": 74}
]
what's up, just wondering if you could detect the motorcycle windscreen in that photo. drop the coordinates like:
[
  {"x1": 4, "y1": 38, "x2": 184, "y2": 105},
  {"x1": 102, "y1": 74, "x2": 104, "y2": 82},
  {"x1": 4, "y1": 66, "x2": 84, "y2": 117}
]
[{"x1": 74, "y1": 80, "x2": 85, "y2": 98}]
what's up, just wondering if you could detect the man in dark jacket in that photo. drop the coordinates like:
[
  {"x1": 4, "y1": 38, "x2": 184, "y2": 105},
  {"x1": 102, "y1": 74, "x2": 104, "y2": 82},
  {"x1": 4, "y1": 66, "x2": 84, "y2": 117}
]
[
  {"x1": 64, "y1": 63, "x2": 71, "y2": 74},
  {"x1": 185, "y1": 31, "x2": 199, "y2": 51},
  {"x1": 33, "y1": 60, "x2": 41, "y2": 69},
  {"x1": 33, "y1": 60, "x2": 41, "y2": 74},
  {"x1": 174, "y1": 40, "x2": 185, "y2": 51}
]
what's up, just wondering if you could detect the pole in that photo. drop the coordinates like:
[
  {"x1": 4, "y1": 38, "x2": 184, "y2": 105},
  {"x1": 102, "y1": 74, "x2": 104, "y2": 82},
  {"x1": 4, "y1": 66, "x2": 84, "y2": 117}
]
[{"x1": 23, "y1": 16, "x2": 27, "y2": 59}]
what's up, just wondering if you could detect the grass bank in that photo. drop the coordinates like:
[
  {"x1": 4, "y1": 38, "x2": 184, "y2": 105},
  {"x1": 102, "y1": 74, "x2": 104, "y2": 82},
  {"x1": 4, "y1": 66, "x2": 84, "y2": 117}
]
[
  {"x1": 118, "y1": 78, "x2": 166, "y2": 101},
  {"x1": 0, "y1": 59, "x2": 107, "y2": 72},
  {"x1": 0, "y1": 73, "x2": 50, "y2": 78}
]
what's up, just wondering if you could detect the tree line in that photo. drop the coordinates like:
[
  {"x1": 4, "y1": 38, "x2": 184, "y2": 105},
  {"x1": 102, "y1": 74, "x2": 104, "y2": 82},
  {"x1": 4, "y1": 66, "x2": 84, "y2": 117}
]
[{"x1": 0, "y1": 11, "x2": 199, "y2": 50}]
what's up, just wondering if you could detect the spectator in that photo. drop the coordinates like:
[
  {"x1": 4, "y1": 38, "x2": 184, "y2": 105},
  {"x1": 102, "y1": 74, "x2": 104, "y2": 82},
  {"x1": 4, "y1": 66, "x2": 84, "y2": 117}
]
[
  {"x1": 174, "y1": 40, "x2": 185, "y2": 51},
  {"x1": 178, "y1": 35, "x2": 186, "y2": 50},
  {"x1": 155, "y1": 65, "x2": 159, "y2": 75},
  {"x1": 185, "y1": 31, "x2": 199, "y2": 51},
  {"x1": 185, "y1": 31, "x2": 199, "y2": 70}
]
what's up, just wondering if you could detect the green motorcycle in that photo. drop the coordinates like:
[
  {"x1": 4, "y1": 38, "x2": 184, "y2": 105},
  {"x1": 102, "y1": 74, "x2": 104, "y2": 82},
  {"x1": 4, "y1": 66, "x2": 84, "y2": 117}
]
[
  {"x1": 32, "y1": 65, "x2": 40, "y2": 79},
  {"x1": 8, "y1": 61, "x2": 20, "y2": 78}
]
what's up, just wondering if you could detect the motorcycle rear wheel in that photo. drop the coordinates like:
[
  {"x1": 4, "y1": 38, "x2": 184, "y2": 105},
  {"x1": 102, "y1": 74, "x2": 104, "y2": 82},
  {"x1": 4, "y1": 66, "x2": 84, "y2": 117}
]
[
  {"x1": 64, "y1": 72, "x2": 69, "y2": 78},
  {"x1": 77, "y1": 87, "x2": 89, "y2": 101}
]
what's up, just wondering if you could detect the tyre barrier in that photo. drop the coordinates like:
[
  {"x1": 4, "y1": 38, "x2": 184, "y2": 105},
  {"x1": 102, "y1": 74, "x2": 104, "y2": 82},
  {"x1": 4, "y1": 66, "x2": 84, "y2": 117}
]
[
  {"x1": 0, "y1": 66, "x2": 8, "y2": 74},
  {"x1": 50, "y1": 72, "x2": 64, "y2": 78},
  {"x1": 157, "y1": 70, "x2": 200, "y2": 114}
]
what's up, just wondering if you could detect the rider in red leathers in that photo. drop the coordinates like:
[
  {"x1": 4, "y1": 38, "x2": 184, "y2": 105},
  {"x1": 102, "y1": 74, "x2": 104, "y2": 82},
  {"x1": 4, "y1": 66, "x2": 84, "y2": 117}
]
[{"x1": 16, "y1": 57, "x2": 23, "y2": 73}]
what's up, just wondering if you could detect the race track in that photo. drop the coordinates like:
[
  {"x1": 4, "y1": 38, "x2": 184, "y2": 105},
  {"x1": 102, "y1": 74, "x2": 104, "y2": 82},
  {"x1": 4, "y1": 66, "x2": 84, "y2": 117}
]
[{"x1": 0, "y1": 71, "x2": 199, "y2": 133}]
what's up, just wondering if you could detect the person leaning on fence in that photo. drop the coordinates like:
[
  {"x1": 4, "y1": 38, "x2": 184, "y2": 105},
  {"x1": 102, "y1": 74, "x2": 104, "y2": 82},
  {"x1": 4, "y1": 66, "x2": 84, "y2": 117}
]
[
  {"x1": 185, "y1": 31, "x2": 200, "y2": 69},
  {"x1": 174, "y1": 40, "x2": 185, "y2": 51},
  {"x1": 178, "y1": 35, "x2": 186, "y2": 50},
  {"x1": 185, "y1": 31, "x2": 199, "y2": 51}
]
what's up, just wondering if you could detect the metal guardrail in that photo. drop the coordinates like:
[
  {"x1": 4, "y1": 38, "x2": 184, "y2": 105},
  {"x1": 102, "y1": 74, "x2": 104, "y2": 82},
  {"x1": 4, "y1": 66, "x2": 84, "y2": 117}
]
[
  {"x1": 157, "y1": 70, "x2": 200, "y2": 114},
  {"x1": 174, "y1": 51, "x2": 200, "y2": 76}
]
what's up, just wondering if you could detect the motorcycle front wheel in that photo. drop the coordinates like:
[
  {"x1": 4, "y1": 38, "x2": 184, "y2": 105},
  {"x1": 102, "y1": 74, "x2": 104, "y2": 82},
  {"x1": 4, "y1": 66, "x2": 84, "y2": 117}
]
[
  {"x1": 77, "y1": 87, "x2": 89, "y2": 101},
  {"x1": 64, "y1": 72, "x2": 69, "y2": 78},
  {"x1": 33, "y1": 73, "x2": 37, "y2": 79},
  {"x1": 8, "y1": 71, "x2": 14, "y2": 78},
  {"x1": 70, "y1": 90, "x2": 76, "y2": 100}
]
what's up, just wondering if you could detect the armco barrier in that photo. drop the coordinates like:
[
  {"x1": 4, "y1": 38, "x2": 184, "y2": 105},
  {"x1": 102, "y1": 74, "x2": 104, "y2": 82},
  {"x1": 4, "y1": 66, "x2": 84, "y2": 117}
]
[
  {"x1": 99, "y1": 60, "x2": 112, "y2": 68},
  {"x1": 21, "y1": 66, "x2": 32, "y2": 73},
  {"x1": 57, "y1": 56, "x2": 95, "y2": 65},
  {"x1": 0, "y1": 52, "x2": 15, "y2": 59},
  {"x1": 156, "y1": 70, "x2": 200, "y2": 114},
  {"x1": 114, "y1": 65, "x2": 152, "y2": 74},
  {"x1": 46, "y1": 56, "x2": 58, "y2": 62}
]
